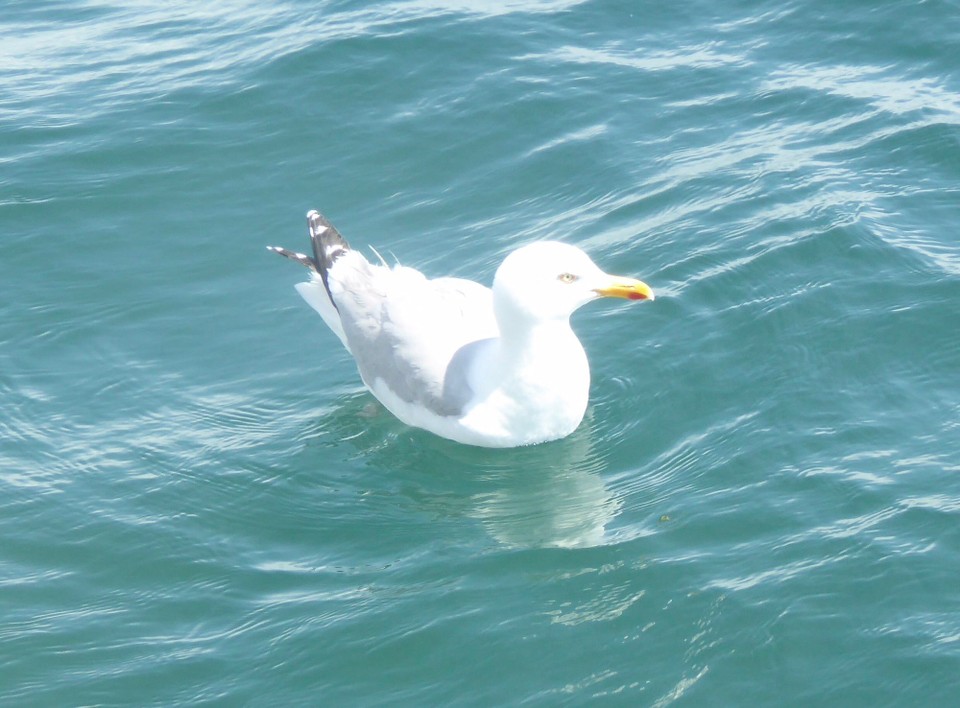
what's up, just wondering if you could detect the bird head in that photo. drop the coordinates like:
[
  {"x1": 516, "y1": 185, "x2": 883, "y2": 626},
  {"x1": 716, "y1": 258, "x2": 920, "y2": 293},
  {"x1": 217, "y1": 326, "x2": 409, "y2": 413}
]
[{"x1": 492, "y1": 241, "x2": 653, "y2": 327}]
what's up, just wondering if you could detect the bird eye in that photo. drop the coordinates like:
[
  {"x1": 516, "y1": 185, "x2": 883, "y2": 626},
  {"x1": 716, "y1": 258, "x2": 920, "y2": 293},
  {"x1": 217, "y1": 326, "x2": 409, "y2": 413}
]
[{"x1": 558, "y1": 273, "x2": 578, "y2": 284}]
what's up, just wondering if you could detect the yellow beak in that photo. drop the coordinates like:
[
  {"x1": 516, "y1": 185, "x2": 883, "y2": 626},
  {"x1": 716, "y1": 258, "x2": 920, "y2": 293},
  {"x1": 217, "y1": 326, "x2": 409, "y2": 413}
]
[{"x1": 594, "y1": 276, "x2": 655, "y2": 301}]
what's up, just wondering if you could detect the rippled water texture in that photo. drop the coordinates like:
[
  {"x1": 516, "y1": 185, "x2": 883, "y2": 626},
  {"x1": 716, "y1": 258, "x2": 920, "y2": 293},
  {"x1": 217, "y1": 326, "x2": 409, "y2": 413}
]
[{"x1": 2, "y1": 0, "x2": 959, "y2": 704}]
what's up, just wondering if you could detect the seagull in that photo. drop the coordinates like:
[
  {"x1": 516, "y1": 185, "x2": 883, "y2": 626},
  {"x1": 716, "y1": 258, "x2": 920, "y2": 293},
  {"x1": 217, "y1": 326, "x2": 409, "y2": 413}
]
[{"x1": 269, "y1": 211, "x2": 654, "y2": 448}]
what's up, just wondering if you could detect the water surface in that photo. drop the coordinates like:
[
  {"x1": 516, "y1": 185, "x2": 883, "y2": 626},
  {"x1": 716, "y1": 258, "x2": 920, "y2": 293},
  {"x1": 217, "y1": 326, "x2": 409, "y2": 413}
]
[{"x1": 2, "y1": 0, "x2": 959, "y2": 704}]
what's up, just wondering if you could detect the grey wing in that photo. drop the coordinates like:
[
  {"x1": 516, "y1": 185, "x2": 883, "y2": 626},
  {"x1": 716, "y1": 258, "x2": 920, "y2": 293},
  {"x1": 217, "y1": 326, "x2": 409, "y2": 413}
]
[
  {"x1": 440, "y1": 336, "x2": 497, "y2": 413},
  {"x1": 332, "y1": 263, "x2": 498, "y2": 417}
]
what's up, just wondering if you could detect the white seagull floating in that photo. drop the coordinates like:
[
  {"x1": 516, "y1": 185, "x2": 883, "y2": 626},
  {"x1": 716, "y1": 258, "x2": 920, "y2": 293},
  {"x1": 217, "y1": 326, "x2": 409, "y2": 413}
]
[{"x1": 269, "y1": 211, "x2": 654, "y2": 448}]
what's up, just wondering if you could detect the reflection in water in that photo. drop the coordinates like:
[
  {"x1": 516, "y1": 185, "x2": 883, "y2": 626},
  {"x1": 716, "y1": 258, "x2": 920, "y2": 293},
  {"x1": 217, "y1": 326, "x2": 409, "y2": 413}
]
[
  {"x1": 467, "y1": 422, "x2": 621, "y2": 549},
  {"x1": 314, "y1": 394, "x2": 623, "y2": 549}
]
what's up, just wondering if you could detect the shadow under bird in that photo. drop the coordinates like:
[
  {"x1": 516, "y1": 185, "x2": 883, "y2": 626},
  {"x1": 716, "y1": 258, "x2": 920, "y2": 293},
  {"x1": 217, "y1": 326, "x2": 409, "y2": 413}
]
[{"x1": 269, "y1": 211, "x2": 654, "y2": 447}]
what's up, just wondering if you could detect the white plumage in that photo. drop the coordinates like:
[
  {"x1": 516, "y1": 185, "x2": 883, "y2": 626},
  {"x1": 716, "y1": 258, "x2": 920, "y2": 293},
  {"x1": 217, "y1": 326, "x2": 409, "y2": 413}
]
[{"x1": 270, "y1": 211, "x2": 653, "y2": 447}]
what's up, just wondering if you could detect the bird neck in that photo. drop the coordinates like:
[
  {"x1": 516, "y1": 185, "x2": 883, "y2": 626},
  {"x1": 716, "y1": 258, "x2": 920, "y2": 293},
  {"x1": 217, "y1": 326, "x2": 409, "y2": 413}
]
[
  {"x1": 491, "y1": 320, "x2": 589, "y2": 410},
  {"x1": 474, "y1": 318, "x2": 590, "y2": 444},
  {"x1": 496, "y1": 314, "x2": 571, "y2": 357}
]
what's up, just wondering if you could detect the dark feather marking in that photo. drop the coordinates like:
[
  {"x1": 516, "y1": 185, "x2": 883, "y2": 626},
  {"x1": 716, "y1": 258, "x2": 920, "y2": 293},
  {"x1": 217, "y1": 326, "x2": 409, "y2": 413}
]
[
  {"x1": 269, "y1": 211, "x2": 353, "y2": 313},
  {"x1": 267, "y1": 245, "x2": 317, "y2": 271},
  {"x1": 306, "y1": 211, "x2": 351, "y2": 309}
]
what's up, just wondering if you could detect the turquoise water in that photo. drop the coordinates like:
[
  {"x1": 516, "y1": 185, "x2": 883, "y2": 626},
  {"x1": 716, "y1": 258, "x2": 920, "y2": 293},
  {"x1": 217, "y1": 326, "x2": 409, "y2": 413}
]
[{"x1": 3, "y1": 0, "x2": 959, "y2": 704}]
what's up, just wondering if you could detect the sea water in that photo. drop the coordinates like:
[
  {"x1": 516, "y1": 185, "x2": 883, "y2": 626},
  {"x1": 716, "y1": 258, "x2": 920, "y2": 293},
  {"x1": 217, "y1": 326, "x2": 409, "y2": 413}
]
[{"x1": 2, "y1": 0, "x2": 959, "y2": 704}]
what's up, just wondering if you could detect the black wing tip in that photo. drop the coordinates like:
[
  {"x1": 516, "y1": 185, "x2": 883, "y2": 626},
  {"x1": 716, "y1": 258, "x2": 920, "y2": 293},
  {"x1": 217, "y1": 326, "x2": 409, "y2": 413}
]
[
  {"x1": 268, "y1": 245, "x2": 318, "y2": 271},
  {"x1": 305, "y1": 209, "x2": 350, "y2": 267},
  {"x1": 268, "y1": 210, "x2": 349, "y2": 276},
  {"x1": 306, "y1": 210, "x2": 343, "y2": 241}
]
